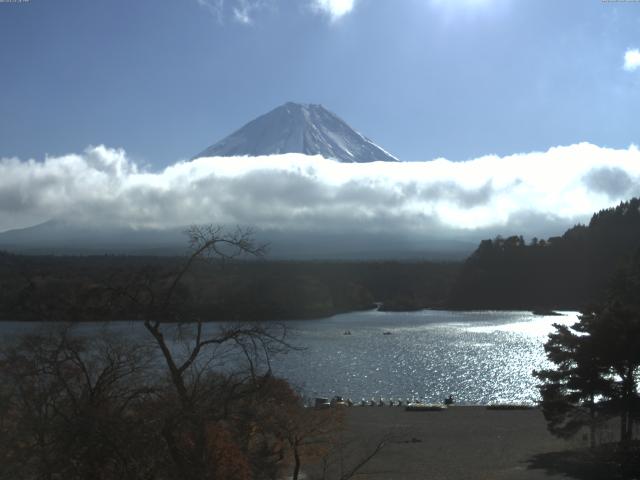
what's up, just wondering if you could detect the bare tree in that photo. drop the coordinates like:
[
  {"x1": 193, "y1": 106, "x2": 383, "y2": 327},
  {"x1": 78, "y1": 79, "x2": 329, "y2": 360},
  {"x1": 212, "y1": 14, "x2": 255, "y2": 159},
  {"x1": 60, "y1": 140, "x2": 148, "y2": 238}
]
[
  {"x1": 0, "y1": 327, "x2": 158, "y2": 480},
  {"x1": 103, "y1": 225, "x2": 303, "y2": 480}
]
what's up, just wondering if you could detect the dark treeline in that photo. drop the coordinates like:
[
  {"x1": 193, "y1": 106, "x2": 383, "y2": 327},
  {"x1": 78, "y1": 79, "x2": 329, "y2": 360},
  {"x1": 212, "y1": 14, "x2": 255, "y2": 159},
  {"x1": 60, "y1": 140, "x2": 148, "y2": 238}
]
[
  {"x1": 449, "y1": 198, "x2": 640, "y2": 310},
  {"x1": 0, "y1": 253, "x2": 460, "y2": 322}
]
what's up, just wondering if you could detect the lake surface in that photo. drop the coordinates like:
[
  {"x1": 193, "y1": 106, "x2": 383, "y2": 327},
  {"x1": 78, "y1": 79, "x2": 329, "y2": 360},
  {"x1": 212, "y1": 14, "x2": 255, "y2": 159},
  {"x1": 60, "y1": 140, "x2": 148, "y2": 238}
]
[
  {"x1": 275, "y1": 309, "x2": 578, "y2": 405},
  {"x1": 0, "y1": 309, "x2": 578, "y2": 405}
]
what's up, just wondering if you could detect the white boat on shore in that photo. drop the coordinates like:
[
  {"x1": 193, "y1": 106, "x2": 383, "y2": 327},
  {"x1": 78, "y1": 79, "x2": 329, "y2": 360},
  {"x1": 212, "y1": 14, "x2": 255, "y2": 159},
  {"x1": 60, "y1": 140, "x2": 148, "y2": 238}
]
[
  {"x1": 485, "y1": 403, "x2": 534, "y2": 410},
  {"x1": 405, "y1": 402, "x2": 447, "y2": 412}
]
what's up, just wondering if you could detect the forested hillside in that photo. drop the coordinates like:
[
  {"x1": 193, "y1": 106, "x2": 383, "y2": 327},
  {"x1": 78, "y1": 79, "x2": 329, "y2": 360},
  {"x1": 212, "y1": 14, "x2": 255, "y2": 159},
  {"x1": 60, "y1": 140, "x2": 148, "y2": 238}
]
[
  {"x1": 0, "y1": 255, "x2": 459, "y2": 322},
  {"x1": 449, "y1": 198, "x2": 640, "y2": 310}
]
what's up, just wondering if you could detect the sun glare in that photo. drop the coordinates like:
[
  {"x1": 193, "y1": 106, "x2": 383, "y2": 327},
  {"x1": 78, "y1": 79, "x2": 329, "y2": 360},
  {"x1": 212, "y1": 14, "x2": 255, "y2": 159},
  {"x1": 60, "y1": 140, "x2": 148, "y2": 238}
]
[
  {"x1": 430, "y1": 0, "x2": 495, "y2": 8},
  {"x1": 427, "y1": 0, "x2": 506, "y2": 19}
]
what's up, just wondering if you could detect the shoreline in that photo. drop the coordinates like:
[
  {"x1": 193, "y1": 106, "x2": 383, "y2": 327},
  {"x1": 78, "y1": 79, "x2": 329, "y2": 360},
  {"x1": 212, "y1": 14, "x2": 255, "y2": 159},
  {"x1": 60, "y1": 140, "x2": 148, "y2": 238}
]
[{"x1": 0, "y1": 307, "x2": 577, "y2": 323}]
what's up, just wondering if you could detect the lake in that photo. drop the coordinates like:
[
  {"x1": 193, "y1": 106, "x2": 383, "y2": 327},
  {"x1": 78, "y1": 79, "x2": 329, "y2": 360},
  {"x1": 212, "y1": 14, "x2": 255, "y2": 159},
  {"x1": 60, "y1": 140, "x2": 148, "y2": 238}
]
[{"x1": 0, "y1": 309, "x2": 578, "y2": 405}]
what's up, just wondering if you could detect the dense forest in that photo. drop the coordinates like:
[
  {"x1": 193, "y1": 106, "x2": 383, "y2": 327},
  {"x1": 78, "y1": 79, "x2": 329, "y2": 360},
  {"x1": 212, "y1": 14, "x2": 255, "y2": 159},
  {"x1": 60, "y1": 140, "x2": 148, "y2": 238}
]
[
  {"x1": 449, "y1": 198, "x2": 640, "y2": 310},
  {"x1": 0, "y1": 253, "x2": 460, "y2": 322}
]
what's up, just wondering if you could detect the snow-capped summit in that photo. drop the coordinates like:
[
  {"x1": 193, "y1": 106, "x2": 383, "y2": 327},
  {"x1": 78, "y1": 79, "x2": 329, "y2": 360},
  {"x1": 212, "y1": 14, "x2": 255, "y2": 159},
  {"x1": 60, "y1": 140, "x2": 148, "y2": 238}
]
[{"x1": 194, "y1": 102, "x2": 399, "y2": 163}]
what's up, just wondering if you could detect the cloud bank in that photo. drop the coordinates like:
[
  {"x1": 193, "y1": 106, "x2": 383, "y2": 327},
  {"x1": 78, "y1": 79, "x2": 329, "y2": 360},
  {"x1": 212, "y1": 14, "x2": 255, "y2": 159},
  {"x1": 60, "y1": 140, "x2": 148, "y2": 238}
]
[{"x1": 1, "y1": 143, "x2": 639, "y2": 242}]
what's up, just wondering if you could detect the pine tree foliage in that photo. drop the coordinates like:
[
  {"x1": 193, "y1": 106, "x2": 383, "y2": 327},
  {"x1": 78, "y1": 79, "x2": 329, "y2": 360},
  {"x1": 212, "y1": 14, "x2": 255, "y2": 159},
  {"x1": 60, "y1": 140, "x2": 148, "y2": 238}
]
[{"x1": 535, "y1": 248, "x2": 640, "y2": 447}]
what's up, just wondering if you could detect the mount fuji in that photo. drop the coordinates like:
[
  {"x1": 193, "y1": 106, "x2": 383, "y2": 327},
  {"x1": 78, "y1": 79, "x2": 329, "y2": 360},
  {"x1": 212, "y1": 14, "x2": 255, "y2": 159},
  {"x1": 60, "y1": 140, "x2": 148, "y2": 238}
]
[{"x1": 194, "y1": 102, "x2": 399, "y2": 163}]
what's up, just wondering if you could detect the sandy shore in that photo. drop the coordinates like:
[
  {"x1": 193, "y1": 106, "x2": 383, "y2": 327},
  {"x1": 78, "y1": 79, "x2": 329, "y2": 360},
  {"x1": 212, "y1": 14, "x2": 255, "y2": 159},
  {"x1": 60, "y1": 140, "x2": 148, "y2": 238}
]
[{"x1": 332, "y1": 406, "x2": 585, "y2": 480}]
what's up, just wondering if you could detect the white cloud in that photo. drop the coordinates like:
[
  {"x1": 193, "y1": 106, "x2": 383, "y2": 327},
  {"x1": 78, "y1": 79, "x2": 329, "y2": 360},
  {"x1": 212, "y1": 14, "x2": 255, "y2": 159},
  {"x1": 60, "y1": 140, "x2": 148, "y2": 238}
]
[
  {"x1": 624, "y1": 48, "x2": 640, "y2": 72},
  {"x1": 196, "y1": 0, "x2": 259, "y2": 24},
  {"x1": 196, "y1": 0, "x2": 356, "y2": 23},
  {"x1": 233, "y1": 0, "x2": 253, "y2": 24},
  {"x1": 1, "y1": 143, "x2": 640, "y2": 242},
  {"x1": 312, "y1": 0, "x2": 356, "y2": 20}
]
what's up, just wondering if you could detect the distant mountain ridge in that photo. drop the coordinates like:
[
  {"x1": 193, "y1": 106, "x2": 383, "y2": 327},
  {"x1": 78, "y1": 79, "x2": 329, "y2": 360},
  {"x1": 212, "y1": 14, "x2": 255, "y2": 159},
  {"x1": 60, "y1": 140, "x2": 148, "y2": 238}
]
[
  {"x1": 0, "y1": 219, "x2": 474, "y2": 260},
  {"x1": 0, "y1": 220, "x2": 187, "y2": 255},
  {"x1": 194, "y1": 102, "x2": 399, "y2": 163}
]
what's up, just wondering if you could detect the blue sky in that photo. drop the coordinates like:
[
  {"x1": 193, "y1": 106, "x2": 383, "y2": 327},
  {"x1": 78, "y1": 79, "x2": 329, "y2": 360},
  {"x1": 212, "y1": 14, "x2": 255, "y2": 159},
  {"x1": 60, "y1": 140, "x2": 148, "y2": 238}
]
[{"x1": 2, "y1": 0, "x2": 640, "y2": 166}]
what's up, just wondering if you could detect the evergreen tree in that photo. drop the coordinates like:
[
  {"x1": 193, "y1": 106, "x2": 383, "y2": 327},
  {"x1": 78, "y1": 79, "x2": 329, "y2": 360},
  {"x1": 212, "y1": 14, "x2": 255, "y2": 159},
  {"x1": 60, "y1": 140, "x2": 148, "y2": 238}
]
[
  {"x1": 536, "y1": 250, "x2": 640, "y2": 446},
  {"x1": 534, "y1": 318, "x2": 611, "y2": 448}
]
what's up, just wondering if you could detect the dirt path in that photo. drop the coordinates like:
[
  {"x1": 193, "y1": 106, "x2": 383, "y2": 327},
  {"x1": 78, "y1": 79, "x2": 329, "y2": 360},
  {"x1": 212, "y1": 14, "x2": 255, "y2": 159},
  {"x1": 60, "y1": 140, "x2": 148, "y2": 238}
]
[{"x1": 333, "y1": 406, "x2": 586, "y2": 480}]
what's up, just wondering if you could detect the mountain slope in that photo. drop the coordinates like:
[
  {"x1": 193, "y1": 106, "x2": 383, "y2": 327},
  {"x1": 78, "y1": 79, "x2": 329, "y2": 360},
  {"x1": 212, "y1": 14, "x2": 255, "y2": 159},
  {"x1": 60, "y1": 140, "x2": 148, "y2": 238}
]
[
  {"x1": 0, "y1": 220, "x2": 187, "y2": 255},
  {"x1": 0, "y1": 220, "x2": 474, "y2": 259},
  {"x1": 194, "y1": 102, "x2": 399, "y2": 163}
]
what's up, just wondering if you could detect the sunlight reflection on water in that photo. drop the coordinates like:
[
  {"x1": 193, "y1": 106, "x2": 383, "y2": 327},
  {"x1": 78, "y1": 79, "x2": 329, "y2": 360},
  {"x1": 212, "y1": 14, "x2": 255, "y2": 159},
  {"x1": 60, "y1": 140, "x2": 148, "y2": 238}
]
[
  {"x1": 0, "y1": 310, "x2": 579, "y2": 406},
  {"x1": 270, "y1": 310, "x2": 579, "y2": 405}
]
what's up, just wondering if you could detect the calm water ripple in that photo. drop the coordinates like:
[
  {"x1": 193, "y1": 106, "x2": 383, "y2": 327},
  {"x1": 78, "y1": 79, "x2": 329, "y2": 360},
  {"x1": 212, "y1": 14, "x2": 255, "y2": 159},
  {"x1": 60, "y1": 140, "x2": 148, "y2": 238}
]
[
  {"x1": 0, "y1": 309, "x2": 578, "y2": 405},
  {"x1": 269, "y1": 309, "x2": 578, "y2": 405}
]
